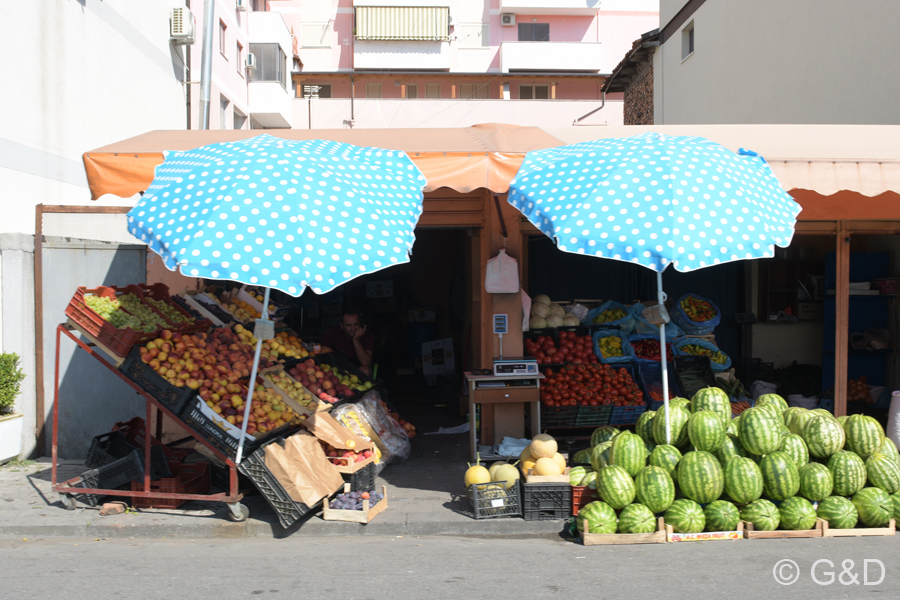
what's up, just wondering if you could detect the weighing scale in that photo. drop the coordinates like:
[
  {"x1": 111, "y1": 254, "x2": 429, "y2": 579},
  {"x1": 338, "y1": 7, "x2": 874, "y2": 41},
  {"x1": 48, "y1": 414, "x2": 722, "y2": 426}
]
[{"x1": 491, "y1": 313, "x2": 538, "y2": 376}]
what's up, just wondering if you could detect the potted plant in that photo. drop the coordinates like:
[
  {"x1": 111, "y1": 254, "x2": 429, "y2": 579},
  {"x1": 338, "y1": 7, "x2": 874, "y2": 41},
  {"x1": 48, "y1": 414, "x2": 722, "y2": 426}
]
[{"x1": 0, "y1": 353, "x2": 26, "y2": 463}]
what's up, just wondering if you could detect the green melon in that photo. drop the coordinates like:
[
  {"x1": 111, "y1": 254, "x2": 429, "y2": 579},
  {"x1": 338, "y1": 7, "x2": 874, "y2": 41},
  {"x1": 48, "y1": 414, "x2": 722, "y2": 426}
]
[
  {"x1": 726, "y1": 416, "x2": 740, "y2": 436},
  {"x1": 572, "y1": 448, "x2": 593, "y2": 465},
  {"x1": 828, "y1": 450, "x2": 868, "y2": 497},
  {"x1": 810, "y1": 408, "x2": 835, "y2": 419},
  {"x1": 778, "y1": 496, "x2": 818, "y2": 530},
  {"x1": 760, "y1": 451, "x2": 800, "y2": 501},
  {"x1": 844, "y1": 415, "x2": 885, "y2": 459},
  {"x1": 817, "y1": 495, "x2": 858, "y2": 529},
  {"x1": 665, "y1": 498, "x2": 706, "y2": 534},
  {"x1": 866, "y1": 453, "x2": 900, "y2": 494},
  {"x1": 688, "y1": 410, "x2": 727, "y2": 453},
  {"x1": 802, "y1": 415, "x2": 846, "y2": 459},
  {"x1": 740, "y1": 498, "x2": 780, "y2": 531},
  {"x1": 782, "y1": 407, "x2": 805, "y2": 428},
  {"x1": 798, "y1": 462, "x2": 834, "y2": 502},
  {"x1": 635, "y1": 410, "x2": 656, "y2": 444},
  {"x1": 756, "y1": 393, "x2": 789, "y2": 415},
  {"x1": 648, "y1": 444, "x2": 682, "y2": 485},
  {"x1": 609, "y1": 431, "x2": 648, "y2": 478},
  {"x1": 677, "y1": 451, "x2": 724, "y2": 504},
  {"x1": 652, "y1": 403, "x2": 691, "y2": 447},
  {"x1": 691, "y1": 387, "x2": 732, "y2": 425},
  {"x1": 739, "y1": 407, "x2": 783, "y2": 456},
  {"x1": 724, "y1": 456, "x2": 764, "y2": 504},
  {"x1": 576, "y1": 500, "x2": 617, "y2": 534},
  {"x1": 715, "y1": 434, "x2": 746, "y2": 467},
  {"x1": 590, "y1": 441, "x2": 614, "y2": 472},
  {"x1": 878, "y1": 437, "x2": 900, "y2": 468},
  {"x1": 891, "y1": 491, "x2": 900, "y2": 521},
  {"x1": 704, "y1": 500, "x2": 740, "y2": 532},
  {"x1": 788, "y1": 410, "x2": 815, "y2": 436},
  {"x1": 669, "y1": 397, "x2": 691, "y2": 410},
  {"x1": 580, "y1": 471, "x2": 598, "y2": 489},
  {"x1": 836, "y1": 415, "x2": 849, "y2": 428},
  {"x1": 851, "y1": 487, "x2": 893, "y2": 527},
  {"x1": 617, "y1": 503, "x2": 658, "y2": 534},
  {"x1": 779, "y1": 433, "x2": 810, "y2": 469},
  {"x1": 569, "y1": 465, "x2": 591, "y2": 486},
  {"x1": 634, "y1": 466, "x2": 675, "y2": 514},
  {"x1": 597, "y1": 465, "x2": 635, "y2": 510},
  {"x1": 590, "y1": 426, "x2": 621, "y2": 448}
]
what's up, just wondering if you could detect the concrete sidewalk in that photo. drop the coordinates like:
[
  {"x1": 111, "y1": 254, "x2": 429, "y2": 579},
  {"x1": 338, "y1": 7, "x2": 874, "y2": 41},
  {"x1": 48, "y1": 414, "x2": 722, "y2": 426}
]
[{"x1": 0, "y1": 431, "x2": 569, "y2": 540}]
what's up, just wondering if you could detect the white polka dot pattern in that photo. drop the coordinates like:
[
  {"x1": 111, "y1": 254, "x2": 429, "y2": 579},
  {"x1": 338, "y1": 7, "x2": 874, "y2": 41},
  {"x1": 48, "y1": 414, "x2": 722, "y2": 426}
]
[
  {"x1": 507, "y1": 132, "x2": 802, "y2": 273},
  {"x1": 126, "y1": 135, "x2": 427, "y2": 296}
]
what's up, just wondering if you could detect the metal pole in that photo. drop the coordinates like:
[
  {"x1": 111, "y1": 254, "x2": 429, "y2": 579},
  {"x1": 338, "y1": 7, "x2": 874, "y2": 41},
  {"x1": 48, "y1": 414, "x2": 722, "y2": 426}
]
[
  {"x1": 235, "y1": 287, "x2": 271, "y2": 464},
  {"x1": 199, "y1": 0, "x2": 215, "y2": 129},
  {"x1": 658, "y1": 270, "x2": 671, "y2": 445}
]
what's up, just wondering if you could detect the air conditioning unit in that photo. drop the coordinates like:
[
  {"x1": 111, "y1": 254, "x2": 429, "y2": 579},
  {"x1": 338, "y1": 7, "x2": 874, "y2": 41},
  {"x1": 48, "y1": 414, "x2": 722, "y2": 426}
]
[
  {"x1": 245, "y1": 52, "x2": 257, "y2": 70},
  {"x1": 501, "y1": 13, "x2": 516, "y2": 27},
  {"x1": 235, "y1": 0, "x2": 249, "y2": 11},
  {"x1": 170, "y1": 7, "x2": 196, "y2": 44}
]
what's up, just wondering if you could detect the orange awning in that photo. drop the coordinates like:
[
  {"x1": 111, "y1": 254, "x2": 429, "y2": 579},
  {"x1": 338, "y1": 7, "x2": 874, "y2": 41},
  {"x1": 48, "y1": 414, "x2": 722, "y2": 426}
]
[{"x1": 82, "y1": 124, "x2": 563, "y2": 199}]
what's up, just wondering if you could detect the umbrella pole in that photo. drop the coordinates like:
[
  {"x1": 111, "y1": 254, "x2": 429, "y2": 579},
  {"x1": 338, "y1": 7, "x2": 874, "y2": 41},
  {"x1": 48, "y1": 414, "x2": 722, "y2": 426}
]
[
  {"x1": 658, "y1": 271, "x2": 671, "y2": 445},
  {"x1": 235, "y1": 286, "x2": 271, "y2": 464}
]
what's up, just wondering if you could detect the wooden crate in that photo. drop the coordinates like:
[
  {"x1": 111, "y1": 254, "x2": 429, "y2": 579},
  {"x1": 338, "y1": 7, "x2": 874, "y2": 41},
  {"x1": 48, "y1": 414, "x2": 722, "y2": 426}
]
[
  {"x1": 328, "y1": 453, "x2": 375, "y2": 475},
  {"x1": 666, "y1": 521, "x2": 743, "y2": 542},
  {"x1": 821, "y1": 518, "x2": 895, "y2": 538},
  {"x1": 742, "y1": 519, "x2": 823, "y2": 539},
  {"x1": 321, "y1": 484, "x2": 388, "y2": 524},
  {"x1": 523, "y1": 467, "x2": 571, "y2": 484},
  {"x1": 580, "y1": 517, "x2": 667, "y2": 546}
]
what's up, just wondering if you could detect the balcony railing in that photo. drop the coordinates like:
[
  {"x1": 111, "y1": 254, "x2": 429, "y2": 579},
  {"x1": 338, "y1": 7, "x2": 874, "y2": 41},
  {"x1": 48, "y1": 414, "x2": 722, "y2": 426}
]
[
  {"x1": 499, "y1": 0, "x2": 602, "y2": 16},
  {"x1": 500, "y1": 41, "x2": 605, "y2": 73}
]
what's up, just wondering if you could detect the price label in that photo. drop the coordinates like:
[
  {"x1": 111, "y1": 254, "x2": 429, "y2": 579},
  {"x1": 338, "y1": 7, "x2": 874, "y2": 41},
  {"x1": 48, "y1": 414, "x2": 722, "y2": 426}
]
[{"x1": 490, "y1": 499, "x2": 505, "y2": 508}]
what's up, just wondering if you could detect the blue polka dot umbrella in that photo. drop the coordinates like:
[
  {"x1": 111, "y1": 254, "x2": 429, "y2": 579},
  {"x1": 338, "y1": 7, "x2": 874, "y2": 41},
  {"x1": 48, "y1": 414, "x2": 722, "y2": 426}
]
[
  {"x1": 126, "y1": 134, "x2": 426, "y2": 461},
  {"x1": 508, "y1": 132, "x2": 801, "y2": 442}
]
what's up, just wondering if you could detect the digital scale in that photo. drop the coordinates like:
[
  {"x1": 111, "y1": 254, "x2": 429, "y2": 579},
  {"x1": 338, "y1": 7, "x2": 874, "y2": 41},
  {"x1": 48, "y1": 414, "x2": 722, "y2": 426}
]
[{"x1": 492, "y1": 357, "x2": 539, "y2": 377}]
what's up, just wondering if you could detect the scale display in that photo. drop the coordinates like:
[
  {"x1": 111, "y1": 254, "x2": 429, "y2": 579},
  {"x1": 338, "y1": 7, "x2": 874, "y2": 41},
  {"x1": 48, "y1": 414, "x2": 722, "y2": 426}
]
[{"x1": 493, "y1": 357, "x2": 538, "y2": 376}]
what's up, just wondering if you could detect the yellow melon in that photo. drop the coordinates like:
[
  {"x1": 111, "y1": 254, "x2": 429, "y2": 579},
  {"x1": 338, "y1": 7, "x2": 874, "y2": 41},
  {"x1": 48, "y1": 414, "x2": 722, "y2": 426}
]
[
  {"x1": 464, "y1": 453, "x2": 491, "y2": 488},
  {"x1": 551, "y1": 452, "x2": 566, "y2": 472},
  {"x1": 529, "y1": 433, "x2": 558, "y2": 459},
  {"x1": 488, "y1": 461, "x2": 509, "y2": 480},
  {"x1": 533, "y1": 457, "x2": 563, "y2": 476},
  {"x1": 520, "y1": 459, "x2": 536, "y2": 475},
  {"x1": 520, "y1": 446, "x2": 534, "y2": 463}
]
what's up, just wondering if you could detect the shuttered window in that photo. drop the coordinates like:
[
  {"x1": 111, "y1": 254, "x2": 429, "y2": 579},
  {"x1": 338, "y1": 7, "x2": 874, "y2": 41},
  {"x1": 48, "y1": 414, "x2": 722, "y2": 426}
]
[{"x1": 355, "y1": 6, "x2": 450, "y2": 41}]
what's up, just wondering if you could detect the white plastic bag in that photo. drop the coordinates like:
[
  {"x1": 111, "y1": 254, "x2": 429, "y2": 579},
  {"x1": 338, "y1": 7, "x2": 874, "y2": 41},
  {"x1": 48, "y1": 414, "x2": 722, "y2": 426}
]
[{"x1": 485, "y1": 249, "x2": 519, "y2": 293}]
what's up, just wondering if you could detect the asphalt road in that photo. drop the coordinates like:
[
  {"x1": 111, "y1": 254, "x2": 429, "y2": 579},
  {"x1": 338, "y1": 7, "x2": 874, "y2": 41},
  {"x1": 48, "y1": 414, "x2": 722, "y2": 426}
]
[{"x1": 1, "y1": 535, "x2": 897, "y2": 599}]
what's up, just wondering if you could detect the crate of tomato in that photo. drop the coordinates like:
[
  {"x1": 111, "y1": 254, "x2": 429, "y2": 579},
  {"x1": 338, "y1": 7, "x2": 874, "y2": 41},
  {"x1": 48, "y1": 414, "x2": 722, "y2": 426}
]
[
  {"x1": 539, "y1": 363, "x2": 645, "y2": 428},
  {"x1": 525, "y1": 330, "x2": 598, "y2": 366}
]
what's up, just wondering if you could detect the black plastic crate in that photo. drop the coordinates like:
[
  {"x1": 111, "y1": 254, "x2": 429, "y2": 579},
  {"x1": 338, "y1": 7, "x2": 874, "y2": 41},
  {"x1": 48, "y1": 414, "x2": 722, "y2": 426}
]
[
  {"x1": 73, "y1": 450, "x2": 144, "y2": 507},
  {"x1": 182, "y1": 398, "x2": 259, "y2": 460},
  {"x1": 574, "y1": 404, "x2": 613, "y2": 427},
  {"x1": 468, "y1": 480, "x2": 523, "y2": 519},
  {"x1": 342, "y1": 461, "x2": 376, "y2": 493},
  {"x1": 674, "y1": 355, "x2": 717, "y2": 400},
  {"x1": 209, "y1": 461, "x2": 253, "y2": 492},
  {"x1": 609, "y1": 404, "x2": 648, "y2": 425},
  {"x1": 735, "y1": 357, "x2": 777, "y2": 385},
  {"x1": 541, "y1": 405, "x2": 579, "y2": 428},
  {"x1": 638, "y1": 362, "x2": 683, "y2": 410},
  {"x1": 119, "y1": 346, "x2": 198, "y2": 416},
  {"x1": 85, "y1": 430, "x2": 170, "y2": 480},
  {"x1": 522, "y1": 482, "x2": 572, "y2": 521}
]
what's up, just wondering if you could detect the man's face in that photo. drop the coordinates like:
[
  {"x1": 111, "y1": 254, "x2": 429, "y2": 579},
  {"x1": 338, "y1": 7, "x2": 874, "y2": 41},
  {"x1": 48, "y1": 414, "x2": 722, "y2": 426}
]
[{"x1": 340, "y1": 314, "x2": 361, "y2": 338}]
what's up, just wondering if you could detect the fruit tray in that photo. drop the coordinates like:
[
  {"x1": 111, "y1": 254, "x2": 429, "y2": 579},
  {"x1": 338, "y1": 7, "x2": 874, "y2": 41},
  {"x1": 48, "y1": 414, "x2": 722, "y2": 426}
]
[
  {"x1": 260, "y1": 365, "x2": 331, "y2": 416},
  {"x1": 574, "y1": 404, "x2": 613, "y2": 428},
  {"x1": 72, "y1": 449, "x2": 145, "y2": 507},
  {"x1": 112, "y1": 417, "x2": 190, "y2": 462},
  {"x1": 181, "y1": 291, "x2": 231, "y2": 327},
  {"x1": 181, "y1": 396, "x2": 261, "y2": 460},
  {"x1": 128, "y1": 461, "x2": 210, "y2": 509},
  {"x1": 65, "y1": 286, "x2": 159, "y2": 357},
  {"x1": 741, "y1": 519, "x2": 824, "y2": 539},
  {"x1": 85, "y1": 430, "x2": 170, "y2": 481},
  {"x1": 571, "y1": 484, "x2": 600, "y2": 517},
  {"x1": 580, "y1": 517, "x2": 667, "y2": 546},
  {"x1": 819, "y1": 518, "x2": 895, "y2": 538},
  {"x1": 467, "y1": 480, "x2": 522, "y2": 520},
  {"x1": 522, "y1": 482, "x2": 571, "y2": 521},
  {"x1": 340, "y1": 459, "x2": 376, "y2": 493},
  {"x1": 540, "y1": 405, "x2": 579, "y2": 428},
  {"x1": 119, "y1": 346, "x2": 199, "y2": 417},
  {"x1": 322, "y1": 484, "x2": 388, "y2": 524},
  {"x1": 523, "y1": 467, "x2": 571, "y2": 484},
  {"x1": 310, "y1": 352, "x2": 384, "y2": 406},
  {"x1": 609, "y1": 404, "x2": 648, "y2": 426},
  {"x1": 118, "y1": 283, "x2": 213, "y2": 335},
  {"x1": 637, "y1": 362, "x2": 683, "y2": 411},
  {"x1": 327, "y1": 452, "x2": 375, "y2": 474},
  {"x1": 673, "y1": 355, "x2": 717, "y2": 399},
  {"x1": 666, "y1": 522, "x2": 744, "y2": 542}
]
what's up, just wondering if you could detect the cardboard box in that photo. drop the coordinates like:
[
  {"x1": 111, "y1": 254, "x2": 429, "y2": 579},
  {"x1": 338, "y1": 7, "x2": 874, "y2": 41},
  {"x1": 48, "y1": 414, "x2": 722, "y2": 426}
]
[
  {"x1": 422, "y1": 338, "x2": 455, "y2": 376},
  {"x1": 798, "y1": 301, "x2": 824, "y2": 321}
]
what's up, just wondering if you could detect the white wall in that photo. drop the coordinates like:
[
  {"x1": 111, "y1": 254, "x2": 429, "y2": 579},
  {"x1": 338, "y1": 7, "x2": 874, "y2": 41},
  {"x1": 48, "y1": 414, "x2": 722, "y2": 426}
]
[
  {"x1": 654, "y1": 0, "x2": 900, "y2": 125},
  {"x1": 1, "y1": 0, "x2": 188, "y2": 235}
]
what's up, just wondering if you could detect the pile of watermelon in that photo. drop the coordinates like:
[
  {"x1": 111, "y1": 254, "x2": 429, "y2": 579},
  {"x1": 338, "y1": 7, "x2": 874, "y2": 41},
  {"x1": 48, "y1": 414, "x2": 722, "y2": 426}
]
[{"x1": 575, "y1": 389, "x2": 900, "y2": 535}]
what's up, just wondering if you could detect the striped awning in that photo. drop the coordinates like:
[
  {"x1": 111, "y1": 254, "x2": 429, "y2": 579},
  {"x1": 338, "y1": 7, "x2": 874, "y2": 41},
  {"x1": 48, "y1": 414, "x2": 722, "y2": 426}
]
[{"x1": 355, "y1": 6, "x2": 450, "y2": 41}]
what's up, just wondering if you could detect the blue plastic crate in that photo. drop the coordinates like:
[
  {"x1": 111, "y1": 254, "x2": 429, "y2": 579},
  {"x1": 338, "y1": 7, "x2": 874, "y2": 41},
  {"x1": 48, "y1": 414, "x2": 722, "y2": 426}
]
[
  {"x1": 609, "y1": 404, "x2": 648, "y2": 425},
  {"x1": 638, "y1": 362, "x2": 682, "y2": 411}
]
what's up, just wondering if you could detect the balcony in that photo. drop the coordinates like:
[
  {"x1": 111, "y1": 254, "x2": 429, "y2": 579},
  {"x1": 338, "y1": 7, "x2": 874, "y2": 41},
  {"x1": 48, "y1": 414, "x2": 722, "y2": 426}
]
[
  {"x1": 292, "y1": 97, "x2": 622, "y2": 129},
  {"x1": 354, "y1": 40, "x2": 452, "y2": 70},
  {"x1": 500, "y1": 42, "x2": 604, "y2": 73},
  {"x1": 248, "y1": 12, "x2": 293, "y2": 128},
  {"x1": 499, "y1": 0, "x2": 601, "y2": 16}
]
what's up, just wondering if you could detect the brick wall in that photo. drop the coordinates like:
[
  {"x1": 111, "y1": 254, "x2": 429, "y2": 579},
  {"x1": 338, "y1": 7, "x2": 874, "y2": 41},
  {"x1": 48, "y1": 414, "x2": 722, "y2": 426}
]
[{"x1": 624, "y1": 59, "x2": 653, "y2": 125}]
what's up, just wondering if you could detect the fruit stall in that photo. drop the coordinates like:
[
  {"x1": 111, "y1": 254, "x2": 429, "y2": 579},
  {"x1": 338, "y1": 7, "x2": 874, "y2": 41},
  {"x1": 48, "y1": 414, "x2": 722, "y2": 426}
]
[{"x1": 51, "y1": 282, "x2": 413, "y2": 525}]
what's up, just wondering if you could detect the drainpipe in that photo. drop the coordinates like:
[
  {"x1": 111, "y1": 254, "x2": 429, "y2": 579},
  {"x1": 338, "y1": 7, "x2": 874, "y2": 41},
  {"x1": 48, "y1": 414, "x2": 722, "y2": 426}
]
[
  {"x1": 199, "y1": 0, "x2": 215, "y2": 129},
  {"x1": 573, "y1": 92, "x2": 605, "y2": 126},
  {"x1": 348, "y1": 74, "x2": 355, "y2": 128}
]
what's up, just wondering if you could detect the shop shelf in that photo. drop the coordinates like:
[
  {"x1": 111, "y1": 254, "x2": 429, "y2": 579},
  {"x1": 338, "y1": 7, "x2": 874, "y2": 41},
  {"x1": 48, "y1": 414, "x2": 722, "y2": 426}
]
[
  {"x1": 609, "y1": 404, "x2": 648, "y2": 426},
  {"x1": 128, "y1": 462, "x2": 211, "y2": 509},
  {"x1": 119, "y1": 346, "x2": 199, "y2": 417},
  {"x1": 467, "y1": 480, "x2": 523, "y2": 520},
  {"x1": 540, "y1": 405, "x2": 579, "y2": 428},
  {"x1": 72, "y1": 450, "x2": 145, "y2": 507},
  {"x1": 85, "y1": 430, "x2": 170, "y2": 481},
  {"x1": 571, "y1": 485, "x2": 600, "y2": 516},
  {"x1": 522, "y1": 482, "x2": 572, "y2": 521},
  {"x1": 112, "y1": 417, "x2": 190, "y2": 462},
  {"x1": 674, "y1": 356, "x2": 717, "y2": 400},
  {"x1": 574, "y1": 404, "x2": 612, "y2": 427}
]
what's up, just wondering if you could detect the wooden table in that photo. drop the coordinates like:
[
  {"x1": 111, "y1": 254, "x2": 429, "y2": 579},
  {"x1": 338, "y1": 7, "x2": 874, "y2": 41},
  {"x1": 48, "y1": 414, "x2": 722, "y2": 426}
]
[{"x1": 464, "y1": 372, "x2": 543, "y2": 461}]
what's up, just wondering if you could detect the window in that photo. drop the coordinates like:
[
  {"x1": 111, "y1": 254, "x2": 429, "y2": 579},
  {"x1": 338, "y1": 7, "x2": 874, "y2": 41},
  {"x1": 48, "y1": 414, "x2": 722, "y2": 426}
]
[
  {"x1": 425, "y1": 83, "x2": 441, "y2": 99},
  {"x1": 406, "y1": 84, "x2": 418, "y2": 99},
  {"x1": 220, "y1": 96, "x2": 230, "y2": 129},
  {"x1": 518, "y1": 23, "x2": 549, "y2": 42},
  {"x1": 682, "y1": 21, "x2": 694, "y2": 60},
  {"x1": 233, "y1": 108, "x2": 247, "y2": 130},
  {"x1": 236, "y1": 42, "x2": 243, "y2": 73},
  {"x1": 249, "y1": 43, "x2": 288, "y2": 90},
  {"x1": 302, "y1": 84, "x2": 331, "y2": 98},
  {"x1": 366, "y1": 83, "x2": 382, "y2": 98},
  {"x1": 219, "y1": 20, "x2": 227, "y2": 57},
  {"x1": 460, "y1": 83, "x2": 489, "y2": 99},
  {"x1": 519, "y1": 85, "x2": 549, "y2": 100}
]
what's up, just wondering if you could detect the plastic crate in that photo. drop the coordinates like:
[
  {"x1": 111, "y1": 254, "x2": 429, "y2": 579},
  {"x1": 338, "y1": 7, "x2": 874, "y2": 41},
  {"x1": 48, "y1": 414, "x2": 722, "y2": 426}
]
[
  {"x1": 73, "y1": 450, "x2": 145, "y2": 507},
  {"x1": 574, "y1": 404, "x2": 613, "y2": 427},
  {"x1": 735, "y1": 358, "x2": 777, "y2": 385},
  {"x1": 237, "y1": 437, "x2": 315, "y2": 529},
  {"x1": 85, "y1": 430, "x2": 170, "y2": 480},
  {"x1": 342, "y1": 460, "x2": 376, "y2": 493},
  {"x1": 64, "y1": 286, "x2": 157, "y2": 357},
  {"x1": 674, "y1": 355, "x2": 717, "y2": 399},
  {"x1": 129, "y1": 461, "x2": 211, "y2": 509},
  {"x1": 638, "y1": 362, "x2": 683, "y2": 410},
  {"x1": 119, "y1": 346, "x2": 199, "y2": 417},
  {"x1": 138, "y1": 282, "x2": 213, "y2": 334},
  {"x1": 609, "y1": 404, "x2": 648, "y2": 426},
  {"x1": 112, "y1": 417, "x2": 189, "y2": 462},
  {"x1": 208, "y1": 461, "x2": 252, "y2": 492},
  {"x1": 522, "y1": 482, "x2": 572, "y2": 521},
  {"x1": 181, "y1": 397, "x2": 259, "y2": 460},
  {"x1": 571, "y1": 485, "x2": 600, "y2": 516},
  {"x1": 311, "y1": 352, "x2": 385, "y2": 406},
  {"x1": 467, "y1": 480, "x2": 523, "y2": 519},
  {"x1": 540, "y1": 405, "x2": 579, "y2": 428}
]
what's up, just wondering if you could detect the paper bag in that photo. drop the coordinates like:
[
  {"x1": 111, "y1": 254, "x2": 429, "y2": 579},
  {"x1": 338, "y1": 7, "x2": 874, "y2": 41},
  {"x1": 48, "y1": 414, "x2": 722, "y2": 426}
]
[
  {"x1": 302, "y1": 412, "x2": 374, "y2": 451},
  {"x1": 264, "y1": 433, "x2": 343, "y2": 507}
]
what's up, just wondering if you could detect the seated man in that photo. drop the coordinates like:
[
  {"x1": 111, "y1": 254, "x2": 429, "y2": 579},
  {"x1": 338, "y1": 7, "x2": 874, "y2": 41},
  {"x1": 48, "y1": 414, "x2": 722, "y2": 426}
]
[{"x1": 322, "y1": 309, "x2": 375, "y2": 376}]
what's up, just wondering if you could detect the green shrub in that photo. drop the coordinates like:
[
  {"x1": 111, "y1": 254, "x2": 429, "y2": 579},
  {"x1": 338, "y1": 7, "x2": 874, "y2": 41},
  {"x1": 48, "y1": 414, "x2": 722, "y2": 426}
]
[{"x1": 0, "y1": 353, "x2": 26, "y2": 414}]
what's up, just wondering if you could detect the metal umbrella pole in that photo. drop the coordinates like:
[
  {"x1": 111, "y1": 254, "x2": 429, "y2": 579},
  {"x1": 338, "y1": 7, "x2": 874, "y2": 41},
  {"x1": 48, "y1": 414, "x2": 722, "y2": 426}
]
[
  {"x1": 235, "y1": 286, "x2": 272, "y2": 464},
  {"x1": 657, "y1": 270, "x2": 671, "y2": 445}
]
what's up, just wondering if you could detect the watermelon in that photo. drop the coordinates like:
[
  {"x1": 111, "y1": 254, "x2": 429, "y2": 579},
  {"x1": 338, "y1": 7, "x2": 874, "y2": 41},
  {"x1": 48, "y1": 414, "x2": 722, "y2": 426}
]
[
  {"x1": 878, "y1": 437, "x2": 900, "y2": 468},
  {"x1": 866, "y1": 453, "x2": 900, "y2": 494},
  {"x1": 716, "y1": 434, "x2": 746, "y2": 467},
  {"x1": 798, "y1": 462, "x2": 833, "y2": 502},
  {"x1": 704, "y1": 500, "x2": 740, "y2": 532},
  {"x1": 597, "y1": 465, "x2": 636, "y2": 509},
  {"x1": 590, "y1": 426, "x2": 620, "y2": 447},
  {"x1": 617, "y1": 503, "x2": 658, "y2": 534},
  {"x1": 688, "y1": 410, "x2": 726, "y2": 453},
  {"x1": 665, "y1": 498, "x2": 706, "y2": 533},
  {"x1": 677, "y1": 451, "x2": 724, "y2": 504},
  {"x1": 817, "y1": 495, "x2": 858, "y2": 529},
  {"x1": 828, "y1": 450, "x2": 868, "y2": 497},
  {"x1": 634, "y1": 466, "x2": 675, "y2": 514},
  {"x1": 648, "y1": 444, "x2": 682, "y2": 485},
  {"x1": 844, "y1": 415, "x2": 885, "y2": 459},
  {"x1": 726, "y1": 416, "x2": 740, "y2": 436},
  {"x1": 836, "y1": 415, "x2": 849, "y2": 428},
  {"x1": 810, "y1": 408, "x2": 834, "y2": 420},
  {"x1": 590, "y1": 441, "x2": 614, "y2": 472},
  {"x1": 636, "y1": 410, "x2": 656, "y2": 443},
  {"x1": 644, "y1": 440, "x2": 656, "y2": 455},
  {"x1": 691, "y1": 387, "x2": 731, "y2": 424},
  {"x1": 782, "y1": 407, "x2": 804, "y2": 427},
  {"x1": 740, "y1": 499, "x2": 780, "y2": 531},
  {"x1": 569, "y1": 466, "x2": 591, "y2": 486},
  {"x1": 577, "y1": 500, "x2": 617, "y2": 534},
  {"x1": 739, "y1": 407, "x2": 783, "y2": 455},
  {"x1": 851, "y1": 487, "x2": 893, "y2": 527},
  {"x1": 778, "y1": 496, "x2": 818, "y2": 530},
  {"x1": 757, "y1": 393, "x2": 789, "y2": 414},
  {"x1": 892, "y1": 491, "x2": 900, "y2": 521},
  {"x1": 779, "y1": 433, "x2": 810, "y2": 469},
  {"x1": 802, "y1": 415, "x2": 846, "y2": 459},
  {"x1": 652, "y1": 403, "x2": 691, "y2": 447},
  {"x1": 755, "y1": 401, "x2": 783, "y2": 426},
  {"x1": 572, "y1": 448, "x2": 593, "y2": 465},
  {"x1": 669, "y1": 397, "x2": 691, "y2": 410},
  {"x1": 580, "y1": 471, "x2": 598, "y2": 489},
  {"x1": 609, "y1": 432, "x2": 648, "y2": 478},
  {"x1": 724, "y1": 456, "x2": 764, "y2": 504},
  {"x1": 760, "y1": 451, "x2": 800, "y2": 501},
  {"x1": 788, "y1": 410, "x2": 815, "y2": 436}
]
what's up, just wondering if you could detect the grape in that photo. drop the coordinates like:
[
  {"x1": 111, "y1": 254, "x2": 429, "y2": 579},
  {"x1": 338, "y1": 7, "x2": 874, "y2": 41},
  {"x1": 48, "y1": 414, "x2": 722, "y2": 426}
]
[
  {"x1": 146, "y1": 296, "x2": 195, "y2": 325},
  {"x1": 117, "y1": 293, "x2": 170, "y2": 332},
  {"x1": 170, "y1": 295, "x2": 204, "y2": 321},
  {"x1": 196, "y1": 299, "x2": 235, "y2": 323}
]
